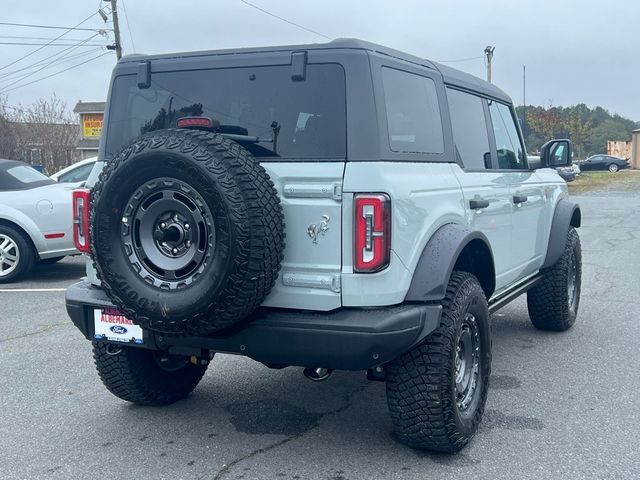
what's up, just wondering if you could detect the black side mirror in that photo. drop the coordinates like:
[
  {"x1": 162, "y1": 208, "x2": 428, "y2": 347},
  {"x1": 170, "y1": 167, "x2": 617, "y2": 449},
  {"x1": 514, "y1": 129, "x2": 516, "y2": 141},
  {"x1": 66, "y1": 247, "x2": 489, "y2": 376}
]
[
  {"x1": 528, "y1": 157, "x2": 542, "y2": 170},
  {"x1": 541, "y1": 139, "x2": 573, "y2": 167}
]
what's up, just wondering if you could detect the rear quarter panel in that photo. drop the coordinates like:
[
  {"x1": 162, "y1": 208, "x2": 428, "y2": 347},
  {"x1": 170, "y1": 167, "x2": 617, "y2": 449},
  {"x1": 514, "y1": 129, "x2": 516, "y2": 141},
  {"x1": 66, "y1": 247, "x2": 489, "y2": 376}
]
[
  {"x1": 0, "y1": 184, "x2": 76, "y2": 257},
  {"x1": 342, "y1": 162, "x2": 466, "y2": 306}
]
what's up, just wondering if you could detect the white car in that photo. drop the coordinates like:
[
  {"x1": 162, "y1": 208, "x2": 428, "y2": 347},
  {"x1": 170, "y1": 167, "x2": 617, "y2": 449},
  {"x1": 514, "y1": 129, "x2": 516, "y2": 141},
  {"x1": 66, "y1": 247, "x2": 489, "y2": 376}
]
[
  {"x1": 0, "y1": 159, "x2": 78, "y2": 282},
  {"x1": 50, "y1": 157, "x2": 97, "y2": 187}
]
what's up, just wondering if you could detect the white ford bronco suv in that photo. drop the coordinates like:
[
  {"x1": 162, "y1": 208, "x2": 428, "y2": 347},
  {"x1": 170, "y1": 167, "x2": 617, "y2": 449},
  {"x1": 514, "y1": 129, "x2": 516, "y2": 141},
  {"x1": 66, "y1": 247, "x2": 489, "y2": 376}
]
[{"x1": 66, "y1": 39, "x2": 582, "y2": 453}]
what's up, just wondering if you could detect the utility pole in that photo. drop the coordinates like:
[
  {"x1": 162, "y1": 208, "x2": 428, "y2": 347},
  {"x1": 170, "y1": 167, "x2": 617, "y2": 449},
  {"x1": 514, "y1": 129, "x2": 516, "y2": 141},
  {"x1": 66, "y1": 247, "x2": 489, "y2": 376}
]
[
  {"x1": 110, "y1": 0, "x2": 123, "y2": 60},
  {"x1": 484, "y1": 46, "x2": 495, "y2": 83}
]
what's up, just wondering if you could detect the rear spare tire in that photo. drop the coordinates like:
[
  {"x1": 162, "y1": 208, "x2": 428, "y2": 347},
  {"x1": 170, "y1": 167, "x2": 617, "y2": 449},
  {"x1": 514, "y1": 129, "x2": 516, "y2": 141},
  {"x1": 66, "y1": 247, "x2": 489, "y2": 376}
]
[{"x1": 90, "y1": 129, "x2": 285, "y2": 336}]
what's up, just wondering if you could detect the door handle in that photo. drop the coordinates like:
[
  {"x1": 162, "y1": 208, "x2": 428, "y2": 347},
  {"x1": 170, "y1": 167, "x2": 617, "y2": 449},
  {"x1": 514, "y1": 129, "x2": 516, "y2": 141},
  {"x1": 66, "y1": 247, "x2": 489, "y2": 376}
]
[
  {"x1": 513, "y1": 194, "x2": 528, "y2": 204},
  {"x1": 469, "y1": 198, "x2": 490, "y2": 210}
]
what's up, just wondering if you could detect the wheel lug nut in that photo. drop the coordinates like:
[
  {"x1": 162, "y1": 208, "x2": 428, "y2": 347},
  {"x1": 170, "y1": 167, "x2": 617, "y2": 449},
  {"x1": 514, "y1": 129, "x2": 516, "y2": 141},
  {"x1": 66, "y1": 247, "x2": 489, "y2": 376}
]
[
  {"x1": 184, "y1": 223, "x2": 190, "y2": 230},
  {"x1": 160, "y1": 222, "x2": 166, "y2": 229},
  {"x1": 172, "y1": 248, "x2": 178, "y2": 255}
]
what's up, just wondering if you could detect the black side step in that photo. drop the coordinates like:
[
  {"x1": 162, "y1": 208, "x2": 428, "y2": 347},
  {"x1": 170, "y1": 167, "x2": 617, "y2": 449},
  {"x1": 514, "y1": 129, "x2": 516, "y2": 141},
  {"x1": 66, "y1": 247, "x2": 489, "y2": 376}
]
[{"x1": 488, "y1": 274, "x2": 543, "y2": 314}]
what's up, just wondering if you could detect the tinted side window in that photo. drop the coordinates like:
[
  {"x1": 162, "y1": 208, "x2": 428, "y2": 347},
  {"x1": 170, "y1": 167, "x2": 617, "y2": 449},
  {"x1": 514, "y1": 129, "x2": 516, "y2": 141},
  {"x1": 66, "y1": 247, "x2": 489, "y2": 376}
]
[
  {"x1": 381, "y1": 67, "x2": 444, "y2": 154},
  {"x1": 447, "y1": 88, "x2": 491, "y2": 170},
  {"x1": 488, "y1": 101, "x2": 526, "y2": 169}
]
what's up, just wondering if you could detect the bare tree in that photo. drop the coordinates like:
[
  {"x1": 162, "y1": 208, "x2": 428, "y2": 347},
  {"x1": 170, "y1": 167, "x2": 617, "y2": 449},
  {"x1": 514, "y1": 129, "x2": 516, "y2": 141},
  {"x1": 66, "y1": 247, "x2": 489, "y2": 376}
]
[
  {"x1": 10, "y1": 95, "x2": 80, "y2": 174},
  {"x1": 0, "y1": 95, "x2": 18, "y2": 160}
]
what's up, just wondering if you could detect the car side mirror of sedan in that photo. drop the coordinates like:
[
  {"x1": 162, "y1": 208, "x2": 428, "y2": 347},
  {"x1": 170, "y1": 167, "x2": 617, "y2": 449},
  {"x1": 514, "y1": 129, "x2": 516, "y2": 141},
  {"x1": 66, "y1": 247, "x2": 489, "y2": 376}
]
[{"x1": 541, "y1": 139, "x2": 573, "y2": 167}]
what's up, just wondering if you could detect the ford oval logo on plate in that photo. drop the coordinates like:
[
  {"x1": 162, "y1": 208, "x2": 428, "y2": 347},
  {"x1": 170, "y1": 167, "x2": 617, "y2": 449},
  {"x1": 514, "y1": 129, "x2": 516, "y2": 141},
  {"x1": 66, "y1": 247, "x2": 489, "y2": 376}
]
[{"x1": 110, "y1": 325, "x2": 128, "y2": 335}]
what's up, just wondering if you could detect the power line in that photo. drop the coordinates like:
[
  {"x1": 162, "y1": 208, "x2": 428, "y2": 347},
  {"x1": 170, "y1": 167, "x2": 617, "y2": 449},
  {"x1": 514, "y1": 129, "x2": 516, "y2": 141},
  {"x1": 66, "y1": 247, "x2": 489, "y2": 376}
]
[
  {"x1": 0, "y1": 47, "x2": 104, "y2": 83},
  {"x1": 0, "y1": 21, "x2": 111, "y2": 32},
  {"x1": 1, "y1": 35, "x2": 102, "y2": 90},
  {"x1": 0, "y1": 37, "x2": 105, "y2": 81},
  {"x1": 238, "y1": 0, "x2": 331, "y2": 40},
  {"x1": 436, "y1": 55, "x2": 484, "y2": 64},
  {"x1": 0, "y1": 35, "x2": 105, "y2": 42},
  {"x1": 0, "y1": 41, "x2": 109, "y2": 47},
  {"x1": 120, "y1": 0, "x2": 136, "y2": 52},
  {"x1": 1, "y1": 51, "x2": 112, "y2": 93},
  {"x1": 0, "y1": 11, "x2": 100, "y2": 73}
]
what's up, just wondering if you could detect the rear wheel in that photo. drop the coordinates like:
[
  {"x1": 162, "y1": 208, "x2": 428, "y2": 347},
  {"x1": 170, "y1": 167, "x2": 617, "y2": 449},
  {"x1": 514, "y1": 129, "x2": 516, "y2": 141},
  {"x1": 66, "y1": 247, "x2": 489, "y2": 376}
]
[
  {"x1": 527, "y1": 228, "x2": 581, "y2": 331},
  {"x1": 608, "y1": 163, "x2": 619, "y2": 173},
  {"x1": 386, "y1": 272, "x2": 491, "y2": 453},
  {"x1": 93, "y1": 342, "x2": 209, "y2": 406},
  {"x1": 0, "y1": 225, "x2": 34, "y2": 283}
]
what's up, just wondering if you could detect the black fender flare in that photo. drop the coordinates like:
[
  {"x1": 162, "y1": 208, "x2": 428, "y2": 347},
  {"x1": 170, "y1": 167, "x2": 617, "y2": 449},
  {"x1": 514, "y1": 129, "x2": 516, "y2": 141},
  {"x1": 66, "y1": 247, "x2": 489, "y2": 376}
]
[
  {"x1": 542, "y1": 199, "x2": 581, "y2": 269},
  {"x1": 404, "y1": 223, "x2": 495, "y2": 302}
]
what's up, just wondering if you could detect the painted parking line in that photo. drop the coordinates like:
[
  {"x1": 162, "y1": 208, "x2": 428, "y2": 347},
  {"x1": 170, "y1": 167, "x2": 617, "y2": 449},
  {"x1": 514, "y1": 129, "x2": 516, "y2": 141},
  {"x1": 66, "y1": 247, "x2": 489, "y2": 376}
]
[{"x1": 0, "y1": 288, "x2": 67, "y2": 292}]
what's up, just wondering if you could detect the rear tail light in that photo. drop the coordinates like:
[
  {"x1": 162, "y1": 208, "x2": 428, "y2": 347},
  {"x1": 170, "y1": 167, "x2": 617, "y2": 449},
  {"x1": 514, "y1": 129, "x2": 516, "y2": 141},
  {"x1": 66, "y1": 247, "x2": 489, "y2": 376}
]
[
  {"x1": 73, "y1": 188, "x2": 90, "y2": 253},
  {"x1": 354, "y1": 193, "x2": 391, "y2": 273}
]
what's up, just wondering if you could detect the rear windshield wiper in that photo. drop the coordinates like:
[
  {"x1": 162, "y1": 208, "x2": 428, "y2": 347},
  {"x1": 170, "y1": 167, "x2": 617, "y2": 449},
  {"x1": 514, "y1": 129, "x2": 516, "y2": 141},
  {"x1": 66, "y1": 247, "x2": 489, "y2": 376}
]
[
  {"x1": 222, "y1": 121, "x2": 280, "y2": 153},
  {"x1": 176, "y1": 117, "x2": 281, "y2": 155}
]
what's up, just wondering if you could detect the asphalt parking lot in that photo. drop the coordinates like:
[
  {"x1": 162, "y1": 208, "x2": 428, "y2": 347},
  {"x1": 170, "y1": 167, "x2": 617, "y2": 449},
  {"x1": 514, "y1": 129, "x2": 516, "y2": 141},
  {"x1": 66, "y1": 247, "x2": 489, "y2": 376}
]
[{"x1": 1, "y1": 191, "x2": 639, "y2": 480}]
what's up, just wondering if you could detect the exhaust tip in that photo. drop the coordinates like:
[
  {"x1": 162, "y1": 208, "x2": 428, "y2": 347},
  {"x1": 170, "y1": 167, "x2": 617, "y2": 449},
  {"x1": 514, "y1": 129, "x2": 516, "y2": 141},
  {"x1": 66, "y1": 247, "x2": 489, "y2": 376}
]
[{"x1": 303, "y1": 367, "x2": 333, "y2": 382}]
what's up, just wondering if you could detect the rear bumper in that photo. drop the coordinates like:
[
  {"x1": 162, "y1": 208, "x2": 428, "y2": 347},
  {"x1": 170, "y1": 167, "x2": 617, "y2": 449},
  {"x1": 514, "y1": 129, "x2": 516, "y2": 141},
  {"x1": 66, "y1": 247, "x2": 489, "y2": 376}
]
[{"x1": 66, "y1": 280, "x2": 441, "y2": 371}]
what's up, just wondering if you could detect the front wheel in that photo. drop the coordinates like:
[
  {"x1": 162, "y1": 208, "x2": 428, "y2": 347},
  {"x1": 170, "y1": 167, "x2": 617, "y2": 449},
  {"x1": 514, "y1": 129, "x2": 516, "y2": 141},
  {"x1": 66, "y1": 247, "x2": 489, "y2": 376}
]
[
  {"x1": 93, "y1": 343, "x2": 209, "y2": 406},
  {"x1": 527, "y1": 227, "x2": 581, "y2": 331},
  {"x1": 608, "y1": 163, "x2": 619, "y2": 173},
  {"x1": 0, "y1": 225, "x2": 34, "y2": 283},
  {"x1": 386, "y1": 271, "x2": 491, "y2": 453}
]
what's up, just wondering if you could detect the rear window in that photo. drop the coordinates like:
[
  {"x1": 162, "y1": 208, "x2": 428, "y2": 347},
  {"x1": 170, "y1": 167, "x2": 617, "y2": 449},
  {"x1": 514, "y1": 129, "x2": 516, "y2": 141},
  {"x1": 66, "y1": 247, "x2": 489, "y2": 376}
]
[
  {"x1": 7, "y1": 165, "x2": 51, "y2": 184},
  {"x1": 0, "y1": 162, "x2": 55, "y2": 190},
  {"x1": 105, "y1": 64, "x2": 346, "y2": 159}
]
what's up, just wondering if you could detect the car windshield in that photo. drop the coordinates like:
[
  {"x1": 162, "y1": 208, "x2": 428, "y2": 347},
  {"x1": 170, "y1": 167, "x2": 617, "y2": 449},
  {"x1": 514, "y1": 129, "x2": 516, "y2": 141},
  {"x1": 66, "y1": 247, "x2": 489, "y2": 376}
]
[{"x1": 105, "y1": 64, "x2": 346, "y2": 160}]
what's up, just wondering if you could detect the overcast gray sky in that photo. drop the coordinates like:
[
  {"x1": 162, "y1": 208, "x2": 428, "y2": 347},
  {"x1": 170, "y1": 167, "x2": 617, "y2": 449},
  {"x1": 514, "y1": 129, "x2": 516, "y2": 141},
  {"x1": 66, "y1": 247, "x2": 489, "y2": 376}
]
[{"x1": 1, "y1": 0, "x2": 638, "y2": 120}]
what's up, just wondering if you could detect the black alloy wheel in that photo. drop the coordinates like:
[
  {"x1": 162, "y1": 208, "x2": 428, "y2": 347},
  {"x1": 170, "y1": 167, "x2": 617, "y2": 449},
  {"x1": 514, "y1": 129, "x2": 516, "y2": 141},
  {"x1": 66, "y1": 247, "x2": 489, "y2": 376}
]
[{"x1": 122, "y1": 178, "x2": 214, "y2": 289}]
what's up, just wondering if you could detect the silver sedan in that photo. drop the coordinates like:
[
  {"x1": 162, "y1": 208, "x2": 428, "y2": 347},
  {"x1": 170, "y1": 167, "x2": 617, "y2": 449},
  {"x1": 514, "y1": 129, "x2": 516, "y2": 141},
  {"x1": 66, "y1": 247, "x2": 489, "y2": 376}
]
[{"x1": 0, "y1": 159, "x2": 78, "y2": 282}]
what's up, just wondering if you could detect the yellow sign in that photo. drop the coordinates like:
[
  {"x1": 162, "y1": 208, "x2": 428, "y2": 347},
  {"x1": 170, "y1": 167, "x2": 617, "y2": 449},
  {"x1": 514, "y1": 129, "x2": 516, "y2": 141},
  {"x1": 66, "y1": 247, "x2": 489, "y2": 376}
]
[{"x1": 82, "y1": 113, "x2": 103, "y2": 138}]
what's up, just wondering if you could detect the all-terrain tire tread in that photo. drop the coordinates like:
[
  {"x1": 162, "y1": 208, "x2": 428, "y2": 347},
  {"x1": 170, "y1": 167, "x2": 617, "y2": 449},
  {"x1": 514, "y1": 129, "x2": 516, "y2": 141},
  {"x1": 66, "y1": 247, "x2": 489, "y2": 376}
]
[
  {"x1": 386, "y1": 272, "x2": 491, "y2": 453},
  {"x1": 527, "y1": 227, "x2": 581, "y2": 331},
  {"x1": 89, "y1": 129, "x2": 285, "y2": 336},
  {"x1": 92, "y1": 342, "x2": 207, "y2": 406}
]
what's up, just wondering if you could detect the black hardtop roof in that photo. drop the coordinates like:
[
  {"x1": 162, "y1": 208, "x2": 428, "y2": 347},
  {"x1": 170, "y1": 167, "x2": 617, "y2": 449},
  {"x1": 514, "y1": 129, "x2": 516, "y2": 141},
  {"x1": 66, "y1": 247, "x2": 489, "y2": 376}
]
[{"x1": 119, "y1": 38, "x2": 511, "y2": 103}]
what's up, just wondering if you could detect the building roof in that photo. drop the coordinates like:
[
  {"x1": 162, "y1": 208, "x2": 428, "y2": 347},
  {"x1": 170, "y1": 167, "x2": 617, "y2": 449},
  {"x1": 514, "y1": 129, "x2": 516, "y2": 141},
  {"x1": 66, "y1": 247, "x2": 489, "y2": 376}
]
[
  {"x1": 119, "y1": 38, "x2": 510, "y2": 103},
  {"x1": 73, "y1": 101, "x2": 105, "y2": 114}
]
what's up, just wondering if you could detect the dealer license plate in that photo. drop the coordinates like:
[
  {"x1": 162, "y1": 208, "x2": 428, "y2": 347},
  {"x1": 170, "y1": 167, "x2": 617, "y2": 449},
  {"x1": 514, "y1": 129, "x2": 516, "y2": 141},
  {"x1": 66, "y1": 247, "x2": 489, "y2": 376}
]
[{"x1": 93, "y1": 308, "x2": 144, "y2": 344}]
